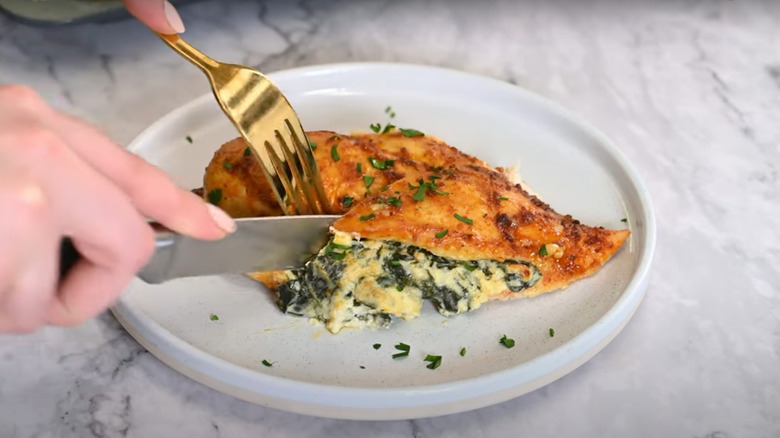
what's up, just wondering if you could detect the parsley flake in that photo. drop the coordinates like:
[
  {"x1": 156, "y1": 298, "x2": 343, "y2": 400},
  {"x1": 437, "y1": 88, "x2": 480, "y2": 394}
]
[
  {"x1": 210, "y1": 314, "x2": 219, "y2": 321},
  {"x1": 207, "y1": 189, "x2": 222, "y2": 205},
  {"x1": 393, "y1": 342, "x2": 411, "y2": 359},
  {"x1": 243, "y1": 147, "x2": 251, "y2": 156},
  {"x1": 435, "y1": 229, "x2": 449, "y2": 238},
  {"x1": 499, "y1": 334, "x2": 515, "y2": 348},
  {"x1": 499, "y1": 196, "x2": 509, "y2": 201},
  {"x1": 400, "y1": 128, "x2": 424, "y2": 137},
  {"x1": 342, "y1": 196, "x2": 354, "y2": 207},
  {"x1": 223, "y1": 161, "x2": 233, "y2": 170},
  {"x1": 370, "y1": 123, "x2": 381, "y2": 133},
  {"x1": 454, "y1": 213, "x2": 473, "y2": 225},
  {"x1": 381, "y1": 123, "x2": 395, "y2": 134},
  {"x1": 185, "y1": 135, "x2": 193, "y2": 143},
  {"x1": 424, "y1": 354, "x2": 442, "y2": 370},
  {"x1": 373, "y1": 343, "x2": 382, "y2": 350},
  {"x1": 621, "y1": 218, "x2": 628, "y2": 223},
  {"x1": 396, "y1": 284, "x2": 404, "y2": 291},
  {"x1": 386, "y1": 196, "x2": 402, "y2": 207},
  {"x1": 356, "y1": 162, "x2": 363, "y2": 174},
  {"x1": 360, "y1": 365, "x2": 365, "y2": 369},
  {"x1": 539, "y1": 244, "x2": 549, "y2": 256},
  {"x1": 549, "y1": 328, "x2": 555, "y2": 337},
  {"x1": 460, "y1": 347, "x2": 466, "y2": 357},
  {"x1": 261, "y1": 359, "x2": 274, "y2": 367},
  {"x1": 330, "y1": 144, "x2": 340, "y2": 162},
  {"x1": 308, "y1": 139, "x2": 317, "y2": 150},
  {"x1": 359, "y1": 214, "x2": 375, "y2": 221},
  {"x1": 363, "y1": 175, "x2": 375, "y2": 189},
  {"x1": 369, "y1": 157, "x2": 394, "y2": 170},
  {"x1": 324, "y1": 241, "x2": 351, "y2": 260}
]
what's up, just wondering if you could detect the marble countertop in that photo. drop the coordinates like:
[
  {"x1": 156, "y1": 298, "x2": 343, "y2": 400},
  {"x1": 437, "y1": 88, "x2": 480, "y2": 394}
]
[{"x1": 1, "y1": 0, "x2": 778, "y2": 436}]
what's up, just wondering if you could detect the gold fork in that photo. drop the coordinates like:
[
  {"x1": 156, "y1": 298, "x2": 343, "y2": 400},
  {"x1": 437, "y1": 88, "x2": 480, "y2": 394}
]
[{"x1": 157, "y1": 33, "x2": 330, "y2": 215}]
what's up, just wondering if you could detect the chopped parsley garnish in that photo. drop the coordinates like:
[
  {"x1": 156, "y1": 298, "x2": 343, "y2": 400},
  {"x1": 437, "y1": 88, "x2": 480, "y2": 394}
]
[
  {"x1": 330, "y1": 144, "x2": 340, "y2": 162},
  {"x1": 342, "y1": 196, "x2": 354, "y2": 207},
  {"x1": 370, "y1": 123, "x2": 381, "y2": 133},
  {"x1": 359, "y1": 214, "x2": 375, "y2": 221},
  {"x1": 261, "y1": 359, "x2": 273, "y2": 367},
  {"x1": 435, "y1": 229, "x2": 449, "y2": 238},
  {"x1": 499, "y1": 196, "x2": 509, "y2": 201},
  {"x1": 454, "y1": 213, "x2": 473, "y2": 225},
  {"x1": 363, "y1": 175, "x2": 375, "y2": 189},
  {"x1": 539, "y1": 244, "x2": 549, "y2": 256},
  {"x1": 243, "y1": 147, "x2": 251, "y2": 157},
  {"x1": 381, "y1": 123, "x2": 395, "y2": 134},
  {"x1": 223, "y1": 161, "x2": 233, "y2": 170},
  {"x1": 424, "y1": 354, "x2": 442, "y2": 370},
  {"x1": 308, "y1": 139, "x2": 317, "y2": 150},
  {"x1": 360, "y1": 365, "x2": 365, "y2": 369},
  {"x1": 396, "y1": 284, "x2": 404, "y2": 291},
  {"x1": 410, "y1": 178, "x2": 448, "y2": 202},
  {"x1": 324, "y1": 241, "x2": 351, "y2": 259},
  {"x1": 400, "y1": 128, "x2": 424, "y2": 137},
  {"x1": 499, "y1": 334, "x2": 515, "y2": 348},
  {"x1": 460, "y1": 347, "x2": 466, "y2": 357},
  {"x1": 369, "y1": 157, "x2": 394, "y2": 170},
  {"x1": 207, "y1": 189, "x2": 222, "y2": 205},
  {"x1": 385, "y1": 105, "x2": 392, "y2": 113},
  {"x1": 185, "y1": 135, "x2": 193, "y2": 143},
  {"x1": 393, "y1": 342, "x2": 411, "y2": 359},
  {"x1": 356, "y1": 163, "x2": 363, "y2": 174},
  {"x1": 380, "y1": 185, "x2": 390, "y2": 192},
  {"x1": 621, "y1": 218, "x2": 628, "y2": 223},
  {"x1": 549, "y1": 328, "x2": 555, "y2": 337},
  {"x1": 373, "y1": 343, "x2": 382, "y2": 350},
  {"x1": 390, "y1": 260, "x2": 401, "y2": 266},
  {"x1": 386, "y1": 196, "x2": 402, "y2": 207},
  {"x1": 209, "y1": 314, "x2": 219, "y2": 321}
]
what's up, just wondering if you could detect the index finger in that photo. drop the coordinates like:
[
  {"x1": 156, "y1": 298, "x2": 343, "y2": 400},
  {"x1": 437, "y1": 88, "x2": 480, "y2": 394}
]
[
  {"x1": 43, "y1": 108, "x2": 235, "y2": 240},
  {"x1": 121, "y1": 0, "x2": 185, "y2": 34}
]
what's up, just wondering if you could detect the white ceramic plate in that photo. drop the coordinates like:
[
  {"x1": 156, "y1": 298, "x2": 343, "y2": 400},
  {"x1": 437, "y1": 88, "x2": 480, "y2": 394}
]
[{"x1": 112, "y1": 63, "x2": 655, "y2": 420}]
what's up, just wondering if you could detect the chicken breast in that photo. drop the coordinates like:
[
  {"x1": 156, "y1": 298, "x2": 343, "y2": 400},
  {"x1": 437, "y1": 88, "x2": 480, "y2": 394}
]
[{"x1": 201, "y1": 130, "x2": 629, "y2": 332}]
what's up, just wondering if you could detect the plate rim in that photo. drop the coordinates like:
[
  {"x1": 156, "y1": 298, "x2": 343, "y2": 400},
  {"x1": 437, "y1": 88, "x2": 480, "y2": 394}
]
[{"x1": 112, "y1": 61, "x2": 657, "y2": 420}]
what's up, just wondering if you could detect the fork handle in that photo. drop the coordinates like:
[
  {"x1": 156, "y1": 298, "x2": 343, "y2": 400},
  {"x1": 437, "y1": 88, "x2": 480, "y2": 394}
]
[{"x1": 157, "y1": 33, "x2": 220, "y2": 73}]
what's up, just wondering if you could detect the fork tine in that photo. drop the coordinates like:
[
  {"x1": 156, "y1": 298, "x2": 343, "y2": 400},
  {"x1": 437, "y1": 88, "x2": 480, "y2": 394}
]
[
  {"x1": 248, "y1": 146, "x2": 290, "y2": 215},
  {"x1": 274, "y1": 129, "x2": 316, "y2": 215},
  {"x1": 286, "y1": 119, "x2": 331, "y2": 214},
  {"x1": 264, "y1": 139, "x2": 307, "y2": 215}
]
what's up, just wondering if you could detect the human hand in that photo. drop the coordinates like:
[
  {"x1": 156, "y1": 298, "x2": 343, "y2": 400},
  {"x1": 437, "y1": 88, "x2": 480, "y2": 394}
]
[
  {"x1": 121, "y1": 0, "x2": 186, "y2": 34},
  {"x1": 0, "y1": 85, "x2": 235, "y2": 332}
]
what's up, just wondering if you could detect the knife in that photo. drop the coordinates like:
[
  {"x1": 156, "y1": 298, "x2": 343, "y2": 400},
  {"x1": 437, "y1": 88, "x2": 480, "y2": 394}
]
[{"x1": 59, "y1": 215, "x2": 340, "y2": 284}]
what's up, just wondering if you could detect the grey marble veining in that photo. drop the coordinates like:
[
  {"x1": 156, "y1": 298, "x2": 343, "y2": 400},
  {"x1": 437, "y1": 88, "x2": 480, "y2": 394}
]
[{"x1": 1, "y1": 0, "x2": 778, "y2": 436}]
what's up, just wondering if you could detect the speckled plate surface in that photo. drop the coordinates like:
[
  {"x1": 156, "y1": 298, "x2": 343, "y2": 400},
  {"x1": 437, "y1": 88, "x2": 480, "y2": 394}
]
[{"x1": 112, "y1": 63, "x2": 655, "y2": 420}]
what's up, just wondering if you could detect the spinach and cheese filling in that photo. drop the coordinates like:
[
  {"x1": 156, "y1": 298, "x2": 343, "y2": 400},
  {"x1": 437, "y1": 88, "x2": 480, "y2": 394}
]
[{"x1": 276, "y1": 231, "x2": 541, "y2": 333}]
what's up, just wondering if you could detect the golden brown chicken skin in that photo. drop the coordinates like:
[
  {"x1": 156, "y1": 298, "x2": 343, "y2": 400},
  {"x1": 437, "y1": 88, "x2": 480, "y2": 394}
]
[{"x1": 203, "y1": 130, "x2": 629, "y2": 300}]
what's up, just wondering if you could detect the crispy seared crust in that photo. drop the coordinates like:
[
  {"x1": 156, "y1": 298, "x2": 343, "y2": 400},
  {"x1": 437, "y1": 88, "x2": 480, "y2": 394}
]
[{"x1": 209, "y1": 131, "x2": 629, "y2": 300}]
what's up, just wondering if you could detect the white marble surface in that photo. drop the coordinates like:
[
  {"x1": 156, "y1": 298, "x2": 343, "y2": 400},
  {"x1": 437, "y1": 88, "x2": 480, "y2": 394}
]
[{"x1": 0, "y1": 0, "x2": 778, "y2": 436}]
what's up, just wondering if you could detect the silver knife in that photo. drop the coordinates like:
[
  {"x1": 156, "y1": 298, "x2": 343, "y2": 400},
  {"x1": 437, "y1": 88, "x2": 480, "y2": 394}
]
[{"x1": 59, "y1": 215, "x2": 340, "y2": 284}]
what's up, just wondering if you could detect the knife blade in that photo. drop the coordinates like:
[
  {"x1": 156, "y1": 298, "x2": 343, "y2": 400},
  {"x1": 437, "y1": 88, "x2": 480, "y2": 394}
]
[
  {"x1": 138, "y1": 215, "x2": 339, "y2": 283},
  {"x1": 59, "y1": 215, "x2": 340, "y2": 285}
]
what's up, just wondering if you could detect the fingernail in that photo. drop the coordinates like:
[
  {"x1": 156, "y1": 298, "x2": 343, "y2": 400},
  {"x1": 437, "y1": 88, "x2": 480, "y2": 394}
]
[
  {"x1": 163, "y1": 0, "x2": 186, "y2": 34},
  {"x1": 207, "y1": 204, "x2": 236, "y2": 234}
]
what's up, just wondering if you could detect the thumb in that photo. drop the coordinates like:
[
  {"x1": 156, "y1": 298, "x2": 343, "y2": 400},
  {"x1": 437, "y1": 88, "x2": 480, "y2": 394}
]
[{"x1": 122, "y1": 0, "x2": 185, "y2": 34}]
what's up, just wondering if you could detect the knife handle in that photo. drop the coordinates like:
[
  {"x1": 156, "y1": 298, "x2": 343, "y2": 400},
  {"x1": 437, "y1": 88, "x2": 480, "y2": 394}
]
[{"x1": 59, "y1": 238, "x2": 80, "y2": 282}]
